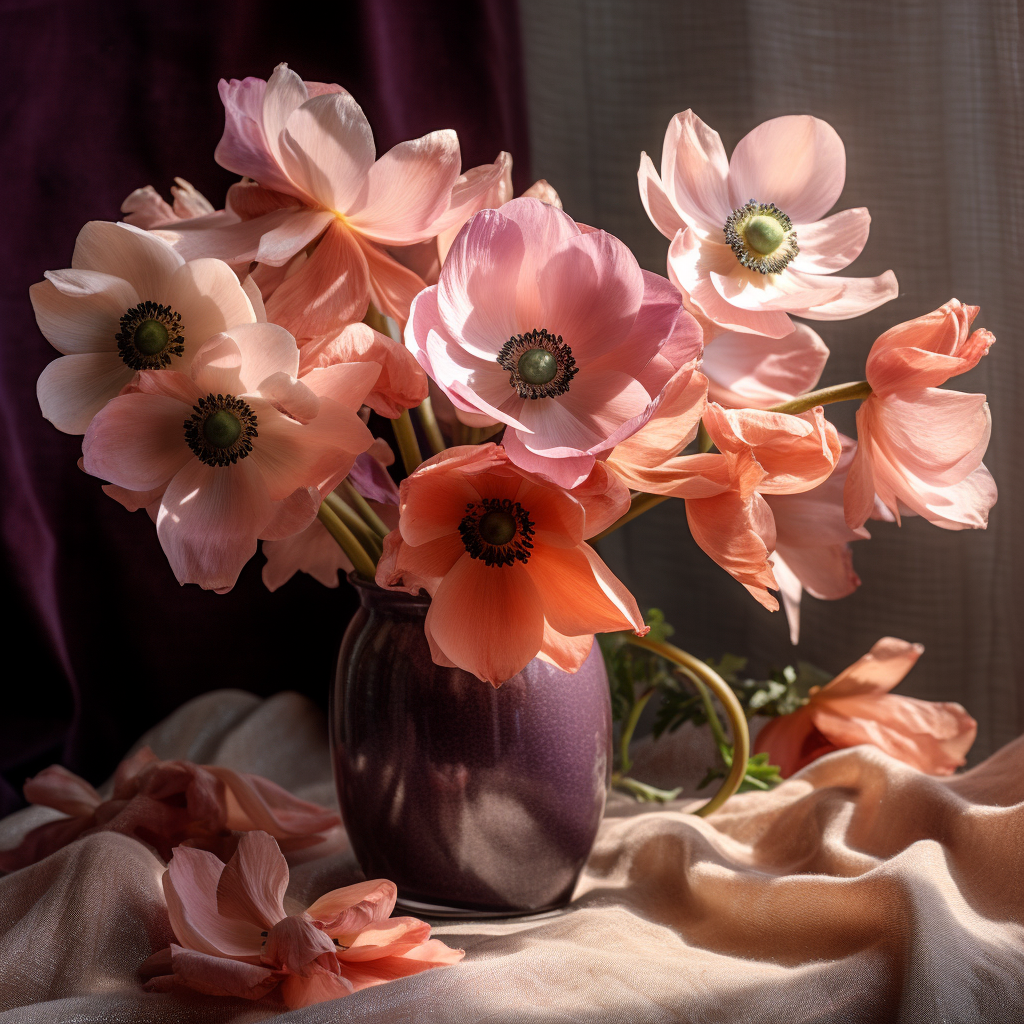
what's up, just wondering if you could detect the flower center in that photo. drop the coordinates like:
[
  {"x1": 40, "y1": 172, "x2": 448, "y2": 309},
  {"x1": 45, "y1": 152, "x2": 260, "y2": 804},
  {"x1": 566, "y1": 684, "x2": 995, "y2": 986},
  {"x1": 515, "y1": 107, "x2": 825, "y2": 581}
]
[
  {"x1": 723, "y1": 201, "x2": 799, "y2": 275},
  {"x1": 184, "y1": 394, "x2": 259, "y2": 467},
  {"x1": 115, "y1": 301, "x2": 185, "y2": 370},
  {"x1": 497, "y1": 329, "x2": 578, "y2": 399},
  {"x1": 459, "y1": 498, "x2": 535, "y2": 567}
]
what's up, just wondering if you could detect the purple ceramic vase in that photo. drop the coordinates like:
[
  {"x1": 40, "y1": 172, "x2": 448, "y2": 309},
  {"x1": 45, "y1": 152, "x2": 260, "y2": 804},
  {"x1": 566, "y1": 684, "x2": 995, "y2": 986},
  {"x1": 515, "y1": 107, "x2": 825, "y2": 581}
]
[{"x1": 330, "y1": 576, "x2": 612, "y2": 918}]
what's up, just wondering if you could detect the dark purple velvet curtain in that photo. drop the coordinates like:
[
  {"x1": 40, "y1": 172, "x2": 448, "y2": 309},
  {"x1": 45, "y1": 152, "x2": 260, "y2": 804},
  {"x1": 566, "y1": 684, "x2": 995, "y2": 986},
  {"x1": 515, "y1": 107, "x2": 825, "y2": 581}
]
[{"x1": 0, "y1": 0, "x2": 530, "y2": 815}]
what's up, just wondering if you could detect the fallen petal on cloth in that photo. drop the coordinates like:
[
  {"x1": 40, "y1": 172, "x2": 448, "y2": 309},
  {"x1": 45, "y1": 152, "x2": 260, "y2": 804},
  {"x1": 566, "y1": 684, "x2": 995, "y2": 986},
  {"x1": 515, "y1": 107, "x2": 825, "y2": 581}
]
[{"x1": 0, "y1": 689, "x2": 1021, "y2": 1021}]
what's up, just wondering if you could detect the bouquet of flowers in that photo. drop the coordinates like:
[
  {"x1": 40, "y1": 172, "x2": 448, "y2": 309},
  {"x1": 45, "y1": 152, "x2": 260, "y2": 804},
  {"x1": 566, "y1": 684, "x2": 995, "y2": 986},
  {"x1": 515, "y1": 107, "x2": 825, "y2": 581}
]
[{"x1": 33, "y1": 62, "x2": 994, "y2": 743}]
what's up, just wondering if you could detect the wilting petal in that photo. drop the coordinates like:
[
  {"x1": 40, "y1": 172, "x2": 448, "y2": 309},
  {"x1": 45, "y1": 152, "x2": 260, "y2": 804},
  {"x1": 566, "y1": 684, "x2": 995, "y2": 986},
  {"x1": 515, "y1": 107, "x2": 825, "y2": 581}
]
[
  {"x1": 22, "y1": 765, "x2": 102, "y2": 817},
  {"x1": 147, "y1": 944, "x2": 280, "y2": 1000},
  {"x1": 263, "y1": 520, "x2": 353, "y2": 590},
  {"x1": 307, "y1": 879, "x2": 398, "y2": 943},
  {"x1": 753, "y1": 708, "x2": 836, "y2": 778},
  {"x1": 728, "y1": 115, "x2": 846, "y2": 224},
  {"x1": 215, "y1": 830, "x2": 289, "y2": 931}
]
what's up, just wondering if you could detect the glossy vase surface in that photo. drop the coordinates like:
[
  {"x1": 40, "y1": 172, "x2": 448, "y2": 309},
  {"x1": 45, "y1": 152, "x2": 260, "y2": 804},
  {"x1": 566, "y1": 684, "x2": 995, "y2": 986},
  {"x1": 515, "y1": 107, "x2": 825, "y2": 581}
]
[{"x1": 331, "y1": 577, "x2": 612, "y2": 918}]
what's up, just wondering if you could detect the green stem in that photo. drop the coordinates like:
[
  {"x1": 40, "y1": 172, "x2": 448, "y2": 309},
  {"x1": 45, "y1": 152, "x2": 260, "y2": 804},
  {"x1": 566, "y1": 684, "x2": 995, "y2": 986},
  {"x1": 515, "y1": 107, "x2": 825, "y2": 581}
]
[
  {"x1": 317, "y1": 503, "x2": 378, "y2": 580},
  {"x1": 340, "y1": 479, "x2": 390, "y2": 539},
  {"x1": 611, "y1": 773, "x2": 682, "y2": 803},
  {"x1": 592, "y1": 492, "x2": 670, "y2": 542},
  {"x1": 697, "y1": 419, "x2": 714, "y2": 454},
  {"x1": 416, "y1": 397, "x2": 446, "y2": 456},
  {"x1": 619, "y1": 687, "x2": 654, "y2": 775},
  {"x1": 324, "y1": 492, "x2": 382, "y2": 560},
  {"x1": 768, "y1": 379, "x2": 872, "y2": 416},
  {"x1": 626, "y1": 635, "x2": 749, "y2": 817},
  {"x1": 392, "y1": 409, "x2": 423, "y2": 475}
]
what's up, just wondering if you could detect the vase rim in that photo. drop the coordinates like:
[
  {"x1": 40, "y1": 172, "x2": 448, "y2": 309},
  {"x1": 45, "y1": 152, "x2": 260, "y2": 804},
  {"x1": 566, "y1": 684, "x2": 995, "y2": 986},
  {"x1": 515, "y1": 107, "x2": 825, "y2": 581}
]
[{"x1": 347, "y1": 572, "x2": 430, "y2": 611}]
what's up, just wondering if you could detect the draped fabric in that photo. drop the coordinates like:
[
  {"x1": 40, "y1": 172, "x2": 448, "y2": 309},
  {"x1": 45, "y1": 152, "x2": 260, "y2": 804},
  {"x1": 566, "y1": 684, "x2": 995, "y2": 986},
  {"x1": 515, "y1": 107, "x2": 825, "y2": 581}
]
[
  {"x1": 0, "y1": 0, "x2": 530, "y2": 815},
  {"x1": 517, "y1": 0, "x2": 1024, "y2": 762},
  {"x1": 1, "y1": 690, "x2": 1021, "y2": 1021}
]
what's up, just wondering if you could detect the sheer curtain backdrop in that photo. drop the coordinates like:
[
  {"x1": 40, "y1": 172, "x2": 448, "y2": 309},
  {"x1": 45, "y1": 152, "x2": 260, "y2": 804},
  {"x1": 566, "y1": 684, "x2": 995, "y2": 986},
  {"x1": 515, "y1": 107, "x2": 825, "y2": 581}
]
[{"x1": 518, "y1": 0, "x2": 1023, "y2": 760}]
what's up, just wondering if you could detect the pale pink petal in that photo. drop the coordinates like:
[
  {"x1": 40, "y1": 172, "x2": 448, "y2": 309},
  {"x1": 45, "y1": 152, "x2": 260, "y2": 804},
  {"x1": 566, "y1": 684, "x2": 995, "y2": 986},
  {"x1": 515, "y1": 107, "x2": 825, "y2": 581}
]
[
  {"x1": 260, "y1": 486, "x2": 321, "y2": 540},
  {"x1": 161, "y1": 259, "x2": 258, "y2": 357},
  {"x1": 213, "y1": 322, "x2": 300, "y2": 393},
  {"x1": 279, "y1": 968, "x2": 355, "y2": 1008},
  {"x1": 264, "y1": 916, "x2": 336, "y2": 978},
  {"x1": 153, "y1": 944, "x2": 280, "y2": 1000},
  {"x1": 502, "y1": 427, "x2": 595, "y2": 489},
  {"x1": 306, "y1": 879, "x2": 398, "y2": 943},
  {"x1": 790, "y1": 208, "x2": 871, "y2": 273},
  {"x1": 122, "y1": 185, "x2": 177, "y2": 228},
  {"x1": 22, "y1": 764, "x2": 102, "y2": 817},
  {"x1": 703, "y1": 323, "x2": 828, "y2": 408},
  {"x1": 265, "y1": 220, "x2": 372, "y2": 337},
  {"x1": 709, "y1": 264, "x2": 842, "y2": 313},
  {"x1": 30, "y1": 272, "x2": 138, "y2": 355},
  {"x1": 728, "y1": 115, "x2": 846, "y2": 223},
  {"x1": 628, "y1": 271, "x2": 702, "y2": 398},
  {"x1": 82, "y1": 391, "x2": 193, "y2": 489},
  {"x1": 793, "y1": 269, "x2": 898, "y2": 321},
  {"x1": 37, "y1": 352, "x2": 136, "y2": 434},
  {"x1": 435, "y1": 150, "x2": 513, "y2": 261},
  {"x1": 214, "y1": 830, "x2": 289, "y2": 931},
  {"x1": 537, "y1": 627, "x2": 596, "y2": 673},
  {"x1": 659, "y1": 110, "x2": 732, "y2": 233},
  {"x1": 521, "y1": 179, "x2": 561, "y2": 206},
  {"x1": 336, "y1": 917, "x2": 431, "y2": 960},
  {"x1": 347, "y1": 130, "x2": 461, "y2": 244},
  {"x1": 165, "y1": 847, "x2": 263, "y2": 955},
  {"x1": 156, "y1": 458, "x2": 273, "y2": 591},
  {"x1": 534, "y1": 230, "x2": 645, "y2": 363},
  {"x1": 207, "y1": 767, "x2": 340, "y2": 838},
  {"x1": 263, "y1": 520, "x2": 353, "y2": 590},
  {"x1": 568, "y1": 462, "x2": 631, "y2": 537},
  {"x1": 280, "y1": 91, "x2": 376, "y2": 211},
  {"x1": 667, "y1": 229, "x2": 795, "y2": 338},
  {"x1": 637, "y1": 151, "x2": 686, "y2": 240},
  {"x1": 771, "y1": 553, "x2": 804, "y2": 646},
  {"x1": 425, "y1": 554, "x2": 545, "y2": 685},
  {"x1": 72, "y1": 221, "x2": 184, "y2": 298}
]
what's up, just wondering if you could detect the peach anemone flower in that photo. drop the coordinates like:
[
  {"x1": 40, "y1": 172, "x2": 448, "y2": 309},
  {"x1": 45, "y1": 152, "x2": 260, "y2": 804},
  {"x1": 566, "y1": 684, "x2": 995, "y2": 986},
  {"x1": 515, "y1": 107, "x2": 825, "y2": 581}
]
[
  {"x1": 377, "y1": 444, "x2": 646, "y2": 685},
  {"x1": 405, "y1": 196, "x2": 703, "y2": 489},
  {"x1": 141, "y1": 831, "x2": 463, "y2": 1008},
  {"x1": 122, "y1": 178, "x2": 225, "y2": 229},
  {"x1": 844, "y1": 299, "x2": 997, "y2": 531},
  {"x1": 0, "y1": 747, "x2": 339, "y2": 872},
  {"x1": 753, "y1": 637, "x2": 977, "y2": 777},
  {"x1": 639, "y1": 111, "x2": 897, "y2": 338},
  {"x1": 160, "y1": 63, "x2": 501, "y2": 334},
  {"x1": 608, "y1": 400, "x2": 841, "y2": 610},
  {"x1": 82, "y1": 323, "x2": 378, "y2": 592},
  {"x1": 32, "y1": 221, "x2": 257, "y2": 434}
]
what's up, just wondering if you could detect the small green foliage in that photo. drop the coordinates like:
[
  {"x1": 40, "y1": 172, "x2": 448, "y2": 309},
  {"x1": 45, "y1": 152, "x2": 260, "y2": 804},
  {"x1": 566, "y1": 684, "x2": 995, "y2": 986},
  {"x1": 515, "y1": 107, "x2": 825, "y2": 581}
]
[{"x1": 602, "y1": 609, "x2": 829, "y2": 803}]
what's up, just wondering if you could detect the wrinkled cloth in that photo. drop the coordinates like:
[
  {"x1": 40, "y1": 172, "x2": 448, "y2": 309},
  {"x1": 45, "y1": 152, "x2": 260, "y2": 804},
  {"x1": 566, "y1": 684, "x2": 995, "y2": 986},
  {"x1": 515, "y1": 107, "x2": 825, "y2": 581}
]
[{"x1": 1, "y1": 690, "x2": 1021, "y2": 1023}]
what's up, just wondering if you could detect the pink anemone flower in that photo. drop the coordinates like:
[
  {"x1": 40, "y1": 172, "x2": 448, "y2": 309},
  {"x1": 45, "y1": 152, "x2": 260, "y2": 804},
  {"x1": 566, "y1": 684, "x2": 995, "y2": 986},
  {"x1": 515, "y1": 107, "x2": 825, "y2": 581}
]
[
  {"x1": 0, "y1": 747, "x2": 339, "y2": 872},
  {"x1": 405, "y1": 196, "x2": 703, "y2": 489},
  {"x1": 159, "y1": 63, "x2": 501, "y2": 335},
  {"x1": 640, "y1": 111, "x2": 898, "y2": 338},
  {"x1": 32, "y1": 221, "x2": 257, "y2": 434},
  {"x1": 844, "y1": 299, "x2": 997, "y2": 531},
  {"x1": 82, "y1": 322, "x2": 378, "y2": 592},
  {"x1": 754, "y1": 638, "x2": 977, "y2": 777},
  {"x1": 141, "y1": 831, "x2": 463, "y2": 1008},
  {"x1": 608, "y1": 402, "x2": 841, "y2": 610},
  {"x1": 766, "y1": 434, "x2": 869, "y2": 644},
  {"x1": 377, "y1": 443, "x2": 646, "y2": 685}
]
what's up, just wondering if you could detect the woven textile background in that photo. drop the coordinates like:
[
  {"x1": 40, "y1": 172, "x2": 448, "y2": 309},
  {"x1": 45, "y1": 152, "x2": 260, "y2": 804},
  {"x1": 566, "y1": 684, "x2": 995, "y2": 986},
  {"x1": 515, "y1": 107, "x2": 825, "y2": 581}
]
[{"x1": 518, "y1": 0, "x2": 1023, "y2": 761}]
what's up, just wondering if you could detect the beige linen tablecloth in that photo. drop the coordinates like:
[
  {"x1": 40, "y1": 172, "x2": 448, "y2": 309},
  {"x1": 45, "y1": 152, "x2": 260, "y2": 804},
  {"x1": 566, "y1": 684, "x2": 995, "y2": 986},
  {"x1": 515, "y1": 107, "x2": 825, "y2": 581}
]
[{"x1": 1, "y1": 689, "x2": 1021, "y2": 1022}]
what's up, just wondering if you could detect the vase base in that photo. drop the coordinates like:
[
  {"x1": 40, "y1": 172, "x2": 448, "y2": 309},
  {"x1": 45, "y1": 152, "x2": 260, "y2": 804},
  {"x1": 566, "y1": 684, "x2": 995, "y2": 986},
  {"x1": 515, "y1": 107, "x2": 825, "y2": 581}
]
[{"x1": 395, "y1": 895, "x2": 571, "y2": 921}]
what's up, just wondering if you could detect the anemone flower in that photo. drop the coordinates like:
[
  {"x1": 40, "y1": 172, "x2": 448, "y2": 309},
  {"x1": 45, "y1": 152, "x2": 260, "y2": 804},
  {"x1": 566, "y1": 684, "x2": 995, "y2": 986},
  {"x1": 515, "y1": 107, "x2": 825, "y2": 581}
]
[
  {"x1": 0, "y1": 747, "x2": 340, "y2": 872},
  {"x1": 158, "y1": 63, "x2": 501, "y2": 334},
  {"x1": 141, "y1": 831, "x2": 462, "y2": 1008},
  {"x1": 82, "y1": 322, "x2": 377, "y2": 592},
  {"x1": 608, "y1": 402, "x2": 841, "y2": 610},
  {"x1": 32, "y1": 221, "x2": 257, "y2": 434},
  {"x1": 753, "y1": 638, "x2": 977, "y2": 776},
  {"x1": 844, "y1": 299, "x2": 996, "y2": 531},
  {"x1": 640, "y1": 111, "x2": 897, "y2": 337},
  {"x1": 405, "y1": 196, "x2": 702, "y2": 489},
  {"x1": 377, "y1": 443, "x2": 645, "y2": 684}
]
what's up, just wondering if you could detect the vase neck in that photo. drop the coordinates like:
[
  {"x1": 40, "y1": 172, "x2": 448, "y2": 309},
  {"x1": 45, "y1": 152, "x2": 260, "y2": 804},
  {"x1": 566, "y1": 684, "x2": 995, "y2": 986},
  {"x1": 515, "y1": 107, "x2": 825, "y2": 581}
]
[{"x1": 349, "y1": 574, "x2": 430, "y2": 617}]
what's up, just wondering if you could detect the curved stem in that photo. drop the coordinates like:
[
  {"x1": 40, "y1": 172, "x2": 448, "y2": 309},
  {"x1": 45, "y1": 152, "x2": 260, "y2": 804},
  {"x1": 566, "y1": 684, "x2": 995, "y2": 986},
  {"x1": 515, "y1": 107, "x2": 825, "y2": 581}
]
[
  {"x1": 618, "y1": 687, "x2": 654, "y2": 775},
  {"x1": 340, "y1": 479, "x2": 390, "y2": 539},
  {"x1": 324, "y1": 492, "x2": 382, "y2": 560},
  {"x1": 768, "y1": 379, "x2": 872, "y2": 416},
  {"x1": 317, "y1": 503, "x2": 378, "y2": 580},
  {"x1": 626, "y1": 635, "x2": 749, "y2": 817},
  {"x1": 592, "y1": 492, "x2": 670, "y2": 542},
  {"x1": 392, "y1": 409, "x2": 423, "y2": 475}
]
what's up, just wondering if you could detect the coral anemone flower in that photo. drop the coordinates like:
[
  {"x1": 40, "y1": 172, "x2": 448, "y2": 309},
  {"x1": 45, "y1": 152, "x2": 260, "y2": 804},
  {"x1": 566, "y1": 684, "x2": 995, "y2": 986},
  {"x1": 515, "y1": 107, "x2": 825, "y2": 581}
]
[
  {"x1": 640, "y1": 111, "x2": 897, "y2": 337},
  {"x1": 844, "y1": 299, "x2": 996, "y2": 531},
  {"x1": 753, "y1": 638, "x2": 977, "y2": 777},
  {"x1": 405, "y1": 196, "x2": 702, "y2": 489},
  {"x1": 377, "y1": 444, "x2": 646, "y2": 684},
  {"x1": 141, "y1": 831, "x2": 463, "y2": 1008},
  {"x1": 161, "y1": 64, "x2": 501, "y2": 333},
  {"x1": 82, "y1": 323, "x2": 378, "y2": 592},
  {"x1": 32, "y1": 221, "x2": 257, "y2": 433}
]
